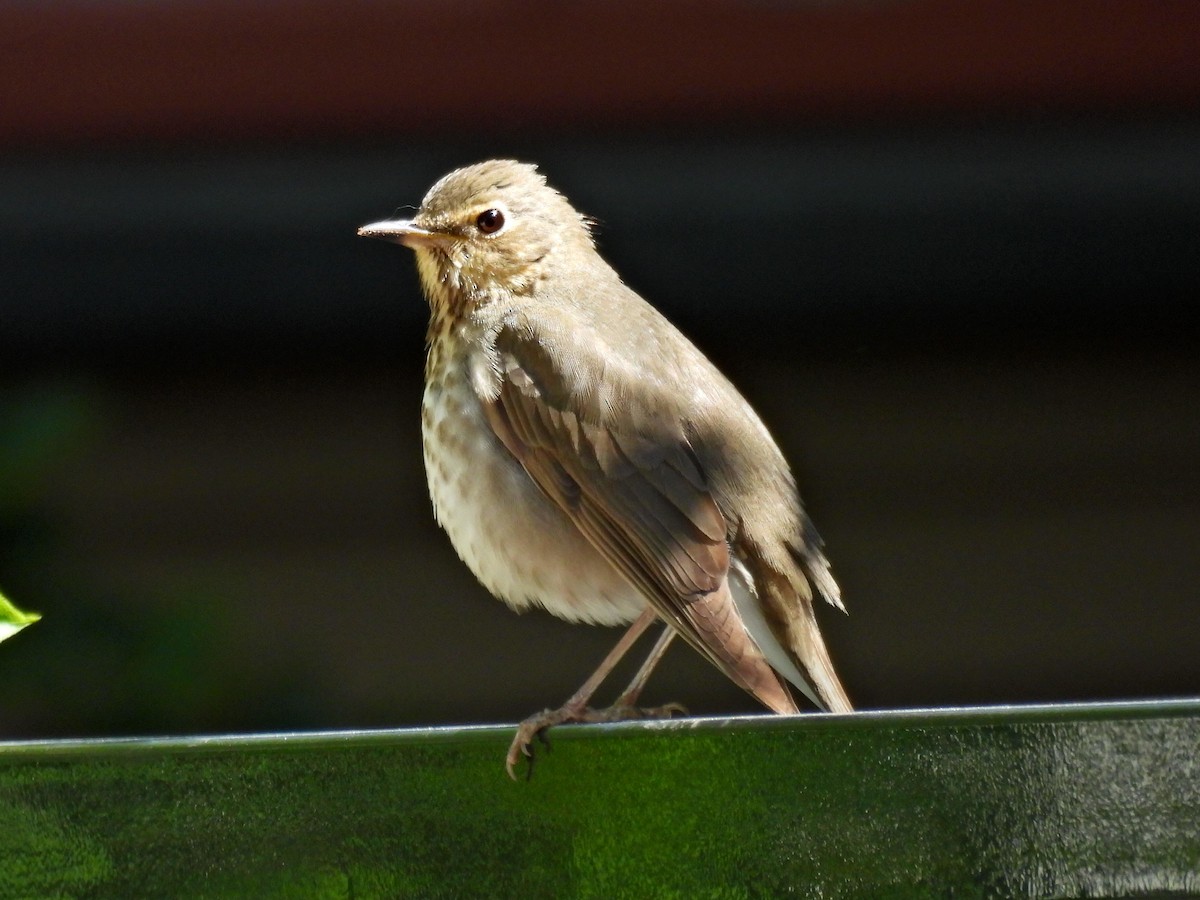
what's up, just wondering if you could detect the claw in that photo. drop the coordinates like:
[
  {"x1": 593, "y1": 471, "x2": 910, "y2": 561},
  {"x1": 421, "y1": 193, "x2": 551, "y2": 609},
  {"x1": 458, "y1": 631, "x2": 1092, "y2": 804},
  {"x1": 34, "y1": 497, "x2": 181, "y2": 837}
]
[
  {"x1": 505, "y1": 709, "x2": 558, "y2": 780},
  {"x1": 505, "y1": 733, "x2": 535, "y2": 781}
]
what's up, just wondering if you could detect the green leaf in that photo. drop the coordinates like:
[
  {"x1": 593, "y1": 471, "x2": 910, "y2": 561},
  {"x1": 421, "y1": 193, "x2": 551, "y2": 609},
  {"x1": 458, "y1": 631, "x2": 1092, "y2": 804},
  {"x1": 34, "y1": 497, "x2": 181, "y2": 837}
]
[{"x1": 0, "y1": 590, "x2": 41, "y2": 643}]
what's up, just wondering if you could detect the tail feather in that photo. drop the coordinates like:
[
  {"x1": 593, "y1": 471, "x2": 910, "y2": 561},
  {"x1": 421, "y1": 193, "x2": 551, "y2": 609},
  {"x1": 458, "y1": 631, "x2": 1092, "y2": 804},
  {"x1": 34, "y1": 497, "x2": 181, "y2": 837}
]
[
  {"x1": 787, "y1": 602, "x2": 853, "y2": 713},
  {"x1": 733, "y1": 551, "x2": 854, "y2": 714}
]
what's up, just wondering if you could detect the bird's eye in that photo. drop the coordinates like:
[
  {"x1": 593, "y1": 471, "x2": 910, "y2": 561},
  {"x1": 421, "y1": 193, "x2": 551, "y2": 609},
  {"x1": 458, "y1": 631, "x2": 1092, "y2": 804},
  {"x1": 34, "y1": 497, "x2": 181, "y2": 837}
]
[{"x1": 475, "y1": 208, "x2": 505, "y2": 234}]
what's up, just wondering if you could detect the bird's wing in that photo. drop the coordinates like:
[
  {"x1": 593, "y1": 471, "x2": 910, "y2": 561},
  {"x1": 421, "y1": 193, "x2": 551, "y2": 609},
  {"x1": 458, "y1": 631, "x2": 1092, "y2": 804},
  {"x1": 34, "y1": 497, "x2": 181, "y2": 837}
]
[{"x1": 480, "y1": 334, "x2": 796, "y2": 712}]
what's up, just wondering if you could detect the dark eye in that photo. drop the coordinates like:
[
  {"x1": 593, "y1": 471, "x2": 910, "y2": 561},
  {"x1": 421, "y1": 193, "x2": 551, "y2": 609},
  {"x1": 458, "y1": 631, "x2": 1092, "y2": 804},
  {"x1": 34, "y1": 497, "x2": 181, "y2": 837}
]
[{"x1": 476, "y1": 208, "x2": 505, "y2": 234}]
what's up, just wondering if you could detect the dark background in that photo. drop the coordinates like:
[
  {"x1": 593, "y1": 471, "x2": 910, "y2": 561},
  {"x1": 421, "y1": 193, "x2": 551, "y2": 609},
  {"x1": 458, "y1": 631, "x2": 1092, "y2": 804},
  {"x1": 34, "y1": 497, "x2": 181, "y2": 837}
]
[{"x1": 1, "y1": 1, "x2": 1197, "y2": 738}]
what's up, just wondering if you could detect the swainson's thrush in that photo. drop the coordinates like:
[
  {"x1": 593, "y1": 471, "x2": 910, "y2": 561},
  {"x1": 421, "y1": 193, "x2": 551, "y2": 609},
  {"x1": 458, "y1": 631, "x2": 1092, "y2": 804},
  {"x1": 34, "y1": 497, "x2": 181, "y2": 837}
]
[{"x1": 359, "y1": 160, "x2": 852, "y2": 777}]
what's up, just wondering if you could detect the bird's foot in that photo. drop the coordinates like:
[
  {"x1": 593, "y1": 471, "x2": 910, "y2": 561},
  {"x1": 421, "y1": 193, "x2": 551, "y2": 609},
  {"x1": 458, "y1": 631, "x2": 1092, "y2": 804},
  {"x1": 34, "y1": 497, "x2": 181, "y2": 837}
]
[
  {"x1": 581, "y1": 700, "x2": 689, "y2": 724},
  {"x1": 505, "y1": 700, "x2": 688, "y2": 780}
]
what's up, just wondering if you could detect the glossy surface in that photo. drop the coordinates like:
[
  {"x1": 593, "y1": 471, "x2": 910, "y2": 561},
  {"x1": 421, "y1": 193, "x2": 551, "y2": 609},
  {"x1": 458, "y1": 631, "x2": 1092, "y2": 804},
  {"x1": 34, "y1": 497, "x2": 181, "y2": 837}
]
[{"x1": 2, "y1": 700, "x2": 1197, "y2": 897}]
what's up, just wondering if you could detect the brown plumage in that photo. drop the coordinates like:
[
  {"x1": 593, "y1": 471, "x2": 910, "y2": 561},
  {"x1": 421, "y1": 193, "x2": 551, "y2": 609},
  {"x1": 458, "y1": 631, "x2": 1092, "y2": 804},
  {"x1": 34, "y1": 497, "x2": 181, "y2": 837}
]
[{"x1": 359, "y1": 160, "x2": 851, "y2": 777}]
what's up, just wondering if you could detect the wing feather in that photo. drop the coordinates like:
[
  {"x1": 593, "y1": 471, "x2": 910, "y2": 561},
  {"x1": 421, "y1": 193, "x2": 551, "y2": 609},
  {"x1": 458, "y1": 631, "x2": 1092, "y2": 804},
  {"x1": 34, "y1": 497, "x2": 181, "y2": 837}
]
[{"x1": 480, "y1": 337, "x2": 796, "y2": 712}]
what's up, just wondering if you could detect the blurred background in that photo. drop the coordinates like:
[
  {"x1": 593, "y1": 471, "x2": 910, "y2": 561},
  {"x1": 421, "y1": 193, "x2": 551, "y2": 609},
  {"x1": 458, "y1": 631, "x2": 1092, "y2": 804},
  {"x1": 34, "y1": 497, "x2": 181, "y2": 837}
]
[{"x1": 1, "y1": 0, "x2": 1197, "y2": 739}]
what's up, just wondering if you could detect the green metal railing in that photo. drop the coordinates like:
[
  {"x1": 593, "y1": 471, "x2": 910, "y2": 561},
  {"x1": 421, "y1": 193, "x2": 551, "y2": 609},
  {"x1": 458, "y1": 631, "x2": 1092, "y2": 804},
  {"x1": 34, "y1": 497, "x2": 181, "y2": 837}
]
[{"x1": 2, "y1": 699, "x2": 1198, "y2": 898}]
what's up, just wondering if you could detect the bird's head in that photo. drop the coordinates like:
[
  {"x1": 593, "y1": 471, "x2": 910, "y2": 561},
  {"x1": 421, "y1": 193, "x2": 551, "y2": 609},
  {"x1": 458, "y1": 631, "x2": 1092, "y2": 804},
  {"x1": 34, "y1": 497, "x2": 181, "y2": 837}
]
[{"x1": 358, "y1": 160, "x2": 595, "y2": 312}]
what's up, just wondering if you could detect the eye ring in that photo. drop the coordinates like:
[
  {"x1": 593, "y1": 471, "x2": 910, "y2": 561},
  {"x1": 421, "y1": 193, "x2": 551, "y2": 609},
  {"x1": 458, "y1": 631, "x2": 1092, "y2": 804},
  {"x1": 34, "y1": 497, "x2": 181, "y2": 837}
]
[{"x1": 475, "y1": 208, "x2": 506, "y2": 234}]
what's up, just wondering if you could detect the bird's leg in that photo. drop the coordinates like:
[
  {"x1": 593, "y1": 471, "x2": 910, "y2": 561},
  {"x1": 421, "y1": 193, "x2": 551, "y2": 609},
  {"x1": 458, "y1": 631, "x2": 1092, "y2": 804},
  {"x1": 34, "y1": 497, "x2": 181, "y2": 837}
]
[
  {"x1": 507, "y1": 607, "x2": 683, "y2": 779},
  {"x1": 600, "y1": 624, "x2": 686, "y2": 719}
]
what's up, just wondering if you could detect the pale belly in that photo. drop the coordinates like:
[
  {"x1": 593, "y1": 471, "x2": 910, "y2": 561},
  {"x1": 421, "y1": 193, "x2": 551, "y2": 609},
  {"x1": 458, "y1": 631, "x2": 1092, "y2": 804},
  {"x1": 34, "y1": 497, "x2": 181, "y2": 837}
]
[{"x1": 420, "y1": 361, "x2": 648, "y2": 626}]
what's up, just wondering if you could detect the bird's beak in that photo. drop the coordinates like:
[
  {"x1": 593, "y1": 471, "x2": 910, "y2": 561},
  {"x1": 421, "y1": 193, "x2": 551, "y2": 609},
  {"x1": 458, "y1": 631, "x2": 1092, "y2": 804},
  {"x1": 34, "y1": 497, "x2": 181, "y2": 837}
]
[{"x1": 357, "y1": 218, "x2": 452, "y2": 250}]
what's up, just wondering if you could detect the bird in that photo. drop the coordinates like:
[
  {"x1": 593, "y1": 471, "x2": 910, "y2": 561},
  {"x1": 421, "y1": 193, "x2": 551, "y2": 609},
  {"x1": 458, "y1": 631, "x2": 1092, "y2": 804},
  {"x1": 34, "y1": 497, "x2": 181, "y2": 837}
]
[{"x1": 358, "y1": 160, "x2": 852, "y2": 778}]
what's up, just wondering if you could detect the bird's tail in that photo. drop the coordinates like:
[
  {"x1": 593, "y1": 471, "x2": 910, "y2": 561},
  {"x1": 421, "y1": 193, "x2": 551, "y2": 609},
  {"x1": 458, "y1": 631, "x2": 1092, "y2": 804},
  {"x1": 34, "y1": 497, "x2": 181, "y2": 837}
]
[
  {"x1": 787, "y1": 602, "x2": 853, "y2": 713},
  {"x1": 756, "y1": 564, "x2": 853, "y2": 714},
  {"x1": 727, "y1": 556, "x2": 852, "y2": 714}
]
